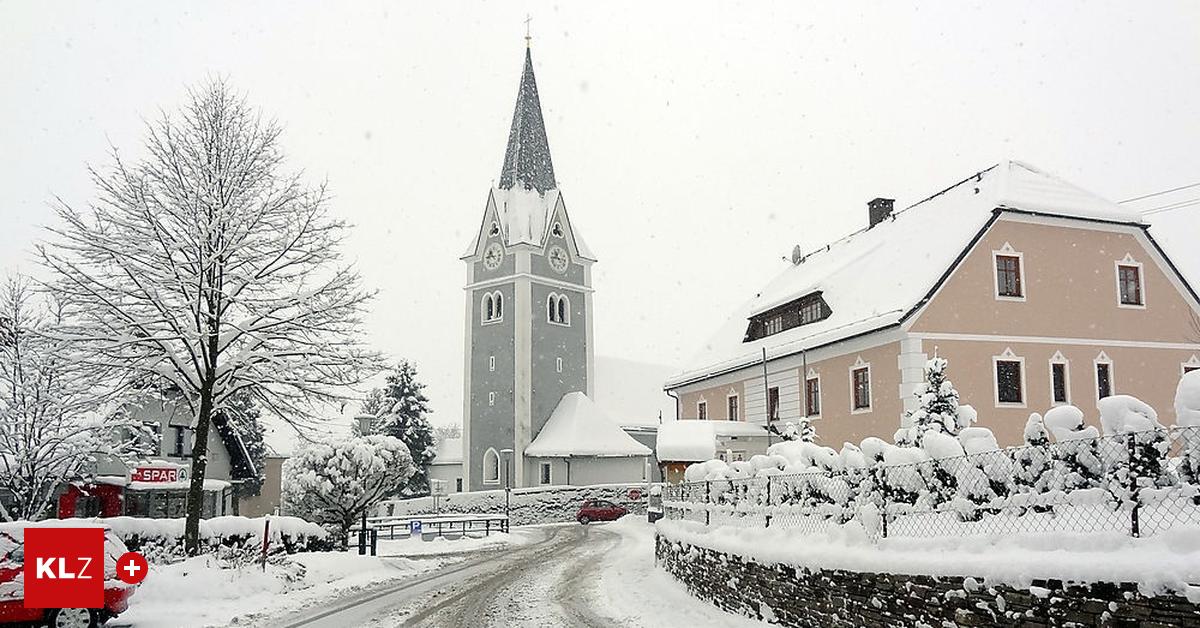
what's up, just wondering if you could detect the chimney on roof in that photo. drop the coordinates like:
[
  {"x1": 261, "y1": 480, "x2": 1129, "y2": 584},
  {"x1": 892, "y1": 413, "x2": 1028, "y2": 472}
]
[{"x1": 868, "y1": 197, "x2": 894, "y2": 229}]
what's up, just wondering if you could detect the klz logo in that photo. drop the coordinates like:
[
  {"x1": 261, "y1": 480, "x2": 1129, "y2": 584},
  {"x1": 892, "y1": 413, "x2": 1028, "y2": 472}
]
[{"x1": 24, "y1": 528, "x2": 103, "y2": 608}]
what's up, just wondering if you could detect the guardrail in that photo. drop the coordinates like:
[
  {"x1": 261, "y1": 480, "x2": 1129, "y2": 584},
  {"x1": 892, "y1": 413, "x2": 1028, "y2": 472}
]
[{"x1": 351, "y1": 513, "x2": 510, "y2": 549}]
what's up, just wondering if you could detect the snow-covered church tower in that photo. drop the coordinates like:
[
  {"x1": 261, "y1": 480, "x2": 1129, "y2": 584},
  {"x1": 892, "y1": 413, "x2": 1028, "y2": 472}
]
[{"x1": 459, "y1": 42, "x2": 600, "y2": 490}]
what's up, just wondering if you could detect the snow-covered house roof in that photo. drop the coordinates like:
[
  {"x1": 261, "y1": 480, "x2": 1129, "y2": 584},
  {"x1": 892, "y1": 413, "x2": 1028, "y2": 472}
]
[
  {"x1": 525, "y1": 392, "x2": 652, "y2": 458},
  {"x1": 431, "y1": 437, "x2": 463, "y2": 465},
  {"x1": 666, "y1": 161, "x2": 1146, "y2": 389},
  {"x1": 655, "y1": 420, "x2": 768, "y2": 462}
]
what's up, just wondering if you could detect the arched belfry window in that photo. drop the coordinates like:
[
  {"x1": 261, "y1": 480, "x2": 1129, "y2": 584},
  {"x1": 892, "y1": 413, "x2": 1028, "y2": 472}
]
[
  {"x1": 483, "y1": 448, "x2": 500, "y2": 484},
  {"x1": 547, "y1": 293, "x2": 570, "y2": 325},
  {"x1": 482, "y1": 292, "x2": 504, "y2": 324}
]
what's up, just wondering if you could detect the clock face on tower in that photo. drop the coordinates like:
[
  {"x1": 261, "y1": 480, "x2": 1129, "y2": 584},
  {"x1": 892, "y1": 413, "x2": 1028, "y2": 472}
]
[
  {"x1": 483, "y1": 243, "x2": 504, "y2": 270},
  {"x1": 547, "y1": 245, "x2": 569, "y2": 274}
]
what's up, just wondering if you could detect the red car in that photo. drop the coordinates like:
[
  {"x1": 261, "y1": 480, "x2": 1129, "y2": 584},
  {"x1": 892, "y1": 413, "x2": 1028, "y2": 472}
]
[
  {"x1": 576, "y1": 499, "x2": 628, "y2": 524},
  {"x1": 0, "y1": 524, "x2": 137, "y2": 628}
]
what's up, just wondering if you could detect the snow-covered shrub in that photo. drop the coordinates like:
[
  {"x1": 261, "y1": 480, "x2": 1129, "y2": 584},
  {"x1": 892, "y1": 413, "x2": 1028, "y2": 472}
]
[
  {"x1": 1044, "y1": 405, "x2": 1105, "y2": 492},
  {"x1": 916, "y1": 431, "x2": 962, "y2": 511},
  {"x1": 954, "y1": 427, "x2": 1013, "y2": 517},
  {"x1": 283, "y1": 435, "x2": 415, "y2": 550},
  {"x1": 1012, "y1": 413, "x2": 1060, "y2": 510},
  {"x1": 764, "y1": 440, "x2": 850, "y2": 516},
  {"x1": 1175, "y1": 371, "x2": 1200, "y2": 487},
  {"x1": 1098, "y1": 395, "x2": 1175, "y2": 504},
  {"x1": 97, "y1": 515, "x2": 328, "y2": 563}
]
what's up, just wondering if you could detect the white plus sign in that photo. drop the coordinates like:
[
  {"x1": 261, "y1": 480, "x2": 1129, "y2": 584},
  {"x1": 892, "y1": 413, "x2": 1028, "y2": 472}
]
[{"x1": 123, "y1": 561, "x2": 141, "y2": 578}]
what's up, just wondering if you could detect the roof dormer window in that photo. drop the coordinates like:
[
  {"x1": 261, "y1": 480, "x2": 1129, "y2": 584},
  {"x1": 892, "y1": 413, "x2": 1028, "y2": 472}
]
[{"x1": 743, "y1": 292, "x2": 831, "y2": 342}]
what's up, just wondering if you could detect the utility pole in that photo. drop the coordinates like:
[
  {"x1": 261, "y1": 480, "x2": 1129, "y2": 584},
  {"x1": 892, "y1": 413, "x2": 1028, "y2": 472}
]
[
  {"x1": 500, "y1": 448, "x2": 514, "y2": 525},
  {"x1": 762, "y1": 347, "x2": 773, "y2": 447}
]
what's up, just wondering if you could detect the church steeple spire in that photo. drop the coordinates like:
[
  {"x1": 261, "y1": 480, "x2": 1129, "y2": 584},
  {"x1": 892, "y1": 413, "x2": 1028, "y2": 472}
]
[{"x1": 498, "y1": 44, "x2": 556, "y2": 194}]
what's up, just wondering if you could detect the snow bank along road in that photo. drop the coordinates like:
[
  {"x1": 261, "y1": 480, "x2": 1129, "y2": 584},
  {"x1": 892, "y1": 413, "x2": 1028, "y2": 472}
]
[{"x1": 274, "y1": 518, "x2": 766, "y2": 627}]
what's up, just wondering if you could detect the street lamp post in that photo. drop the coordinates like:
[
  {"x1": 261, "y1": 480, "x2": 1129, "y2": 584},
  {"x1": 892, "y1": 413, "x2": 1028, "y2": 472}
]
[{"x1": 500, "y1": 448, "x2": 514, "y2": 531}]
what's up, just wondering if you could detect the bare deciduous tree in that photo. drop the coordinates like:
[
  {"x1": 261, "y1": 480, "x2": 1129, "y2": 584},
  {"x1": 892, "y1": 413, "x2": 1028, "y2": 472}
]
[
  {"x1": 39, "y1": 80, "x2": 381, "y2": 553},
  {"x1": 0, "y1": 275, "x2": 141, "y2": 521}
]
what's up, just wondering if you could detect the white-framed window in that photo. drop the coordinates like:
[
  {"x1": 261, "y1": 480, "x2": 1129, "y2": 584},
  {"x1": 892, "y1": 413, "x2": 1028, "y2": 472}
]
[
  {"x1": 481, "y1": 291, "x2": 504, "y2": 323},
  {"x1": 850, "y1": 358, "x2": 871, "y2": 413},
  {"x1": 540, "y1": 462, "x2": 552, "y2": 485},
  {"x1": 483, "y1": 448, "x2": 500, "y2": 485},
  {"x1": 546, "y1": 292, "x2": 571, "y2": 325},
  {"x1": 1115, "y1": 254, "x2": 1146, "y2": 308},
  {"x1": 1049, "y1": 351, "x2": 1070, "y2": 406},
  {"x1": 992, "y1": 243, "x2": 1026, "y2": 301},
  {"x1": 767, "y1": 386, "x2": 780, "y2": 421},
  {"x1": 697, "y1": 400, "x2": 708, "y2": 420},
  {"x1": 805, "y1": 369, "x2": 821, "y2": 418},
  {"x1": 556, "y1": 357, "x2": 563, "y2": 373},
  {"x1": 764, "y1": 315, "x2": 783, "y2": 336},
  {"x1": 727, "y1": 393, "x2": 739, "y2": 421},
  {"x1": 1094, "y1": 352, "x2": 1114, "y2": 402},
  {"x1": 489, "y1": 355, "x2": 496, "y2": 372},
  {"x1": 488, "y1": 391, "x2": 496, "y2": 406},
  {"x1": 993, "y1": 348, "x2": 1026, "y2": 407}
]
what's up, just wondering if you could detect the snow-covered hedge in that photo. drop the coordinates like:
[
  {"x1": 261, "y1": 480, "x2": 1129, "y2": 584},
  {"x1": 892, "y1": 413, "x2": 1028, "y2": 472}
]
[
  {"x1": 92, "y1": 515, "x2": 330, "y2": 563},
  {"x1": 670, "y1": 379, "x2": 1200, "y2": 539}
]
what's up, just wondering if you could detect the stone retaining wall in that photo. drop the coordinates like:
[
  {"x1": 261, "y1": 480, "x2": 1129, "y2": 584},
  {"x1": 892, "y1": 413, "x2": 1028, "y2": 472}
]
[{"x1": 655, "y1": 534, "x2": 1200, "y2": 627}]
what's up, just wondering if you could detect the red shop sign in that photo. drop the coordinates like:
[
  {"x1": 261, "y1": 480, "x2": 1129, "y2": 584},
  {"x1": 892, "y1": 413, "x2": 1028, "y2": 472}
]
[{"x1": 131, "y1": 467, "x2": 180, "y2": 483}]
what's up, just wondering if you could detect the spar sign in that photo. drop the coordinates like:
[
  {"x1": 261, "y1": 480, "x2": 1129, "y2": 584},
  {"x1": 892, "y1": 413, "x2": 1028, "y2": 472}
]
[{"x1": 131, "y1": 465, "x2": 188, "y2": 483}]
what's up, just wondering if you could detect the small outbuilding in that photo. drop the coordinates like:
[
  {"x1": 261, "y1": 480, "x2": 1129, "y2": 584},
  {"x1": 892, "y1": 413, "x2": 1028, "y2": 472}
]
[{"x1": 524, "y1": 392, "x2": 652, "y2": 486}]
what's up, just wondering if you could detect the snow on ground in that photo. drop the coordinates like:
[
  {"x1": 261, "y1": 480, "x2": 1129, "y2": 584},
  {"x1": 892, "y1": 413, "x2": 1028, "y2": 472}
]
[
  {"x1": 120, "y1": 551, "x2": 440, "y2": 627},
  {"x1": 376, "y1": 529, "x2": 534, "y2": 557},
  {"x1": 657, "y1": 518, "x2": 1200, "y2": 600},
  {"x1": 595, "y1": 517, "x2": 768, "y2": 627}
]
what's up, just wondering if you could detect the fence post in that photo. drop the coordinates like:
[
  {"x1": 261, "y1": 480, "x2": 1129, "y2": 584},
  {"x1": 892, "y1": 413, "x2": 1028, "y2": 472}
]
[
  {"x1": 1128, "y1": 436, "x2": 1140, "y2": 538},
  {"x1": 261, "y1": 517, "x2": 270, "y2": 571},
  {"x1": 764, "y1": 475, "x2": 772, "y2": 528},
  {"x1": 705, "y1": 480, "x2": 712, "y2": 526}
]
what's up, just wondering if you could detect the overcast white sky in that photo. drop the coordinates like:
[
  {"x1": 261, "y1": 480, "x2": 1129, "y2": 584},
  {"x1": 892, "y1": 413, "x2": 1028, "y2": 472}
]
[{"x1": 3, "y1": 1, "x2": 1199, "y2": 428}]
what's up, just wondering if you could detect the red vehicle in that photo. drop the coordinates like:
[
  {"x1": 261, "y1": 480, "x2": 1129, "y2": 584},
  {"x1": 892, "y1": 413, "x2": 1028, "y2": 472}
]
[
  {"x1": 0, "y1": 524, "x2": 137, "y2": 628},
  {"x1": 576, "y1": 499, "x2": 628, "y2": 524}
]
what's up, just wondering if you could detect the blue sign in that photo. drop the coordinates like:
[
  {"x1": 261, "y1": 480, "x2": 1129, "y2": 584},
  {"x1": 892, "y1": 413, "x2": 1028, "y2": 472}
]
[{"x1": 410, "y1": 520, "x2": 422, "y2": 535}]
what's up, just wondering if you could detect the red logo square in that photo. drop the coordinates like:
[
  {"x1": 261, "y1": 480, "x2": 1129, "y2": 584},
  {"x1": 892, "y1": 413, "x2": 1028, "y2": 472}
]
[{"x1": 23, "y1": 527, "x2": 104, "y2": 609}]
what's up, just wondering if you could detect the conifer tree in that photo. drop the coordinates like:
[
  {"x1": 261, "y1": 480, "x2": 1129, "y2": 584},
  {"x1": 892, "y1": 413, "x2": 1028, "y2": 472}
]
[
  {"x1": 899, "y1": 356, "x2": 961, "y2": 446},
  {"x1": 368, "y1": 360, "x2": 436, "y2": 497}
]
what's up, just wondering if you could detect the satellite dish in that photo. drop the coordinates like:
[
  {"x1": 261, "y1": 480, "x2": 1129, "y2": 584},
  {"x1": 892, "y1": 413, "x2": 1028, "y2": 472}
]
[{"x1": 790, "y1": 245, "x2": 803, "y2": 265}]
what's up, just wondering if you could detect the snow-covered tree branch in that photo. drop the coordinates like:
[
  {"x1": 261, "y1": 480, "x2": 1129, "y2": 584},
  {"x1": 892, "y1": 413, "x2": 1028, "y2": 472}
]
[
  {"x1": 38, "y1": 79, "x2": 382, "y2": 552},
  {"x1": 282, "y1": 435, "x2": 414, "y2": 550},
  {"x1": 0, "y1": 275, "x2": 142, "y2": 521}
]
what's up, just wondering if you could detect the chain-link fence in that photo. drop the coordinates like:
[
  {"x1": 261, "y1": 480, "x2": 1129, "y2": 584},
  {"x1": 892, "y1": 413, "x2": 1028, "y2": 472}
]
[{"x1": 663, "y1": 425, "x2": 1200, "y2": 541}]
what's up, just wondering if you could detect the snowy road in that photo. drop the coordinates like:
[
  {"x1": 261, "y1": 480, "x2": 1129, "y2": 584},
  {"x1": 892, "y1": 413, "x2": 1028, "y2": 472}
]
[{"x1": 272, "y1": 519, "x2": 766, "y2": 628}]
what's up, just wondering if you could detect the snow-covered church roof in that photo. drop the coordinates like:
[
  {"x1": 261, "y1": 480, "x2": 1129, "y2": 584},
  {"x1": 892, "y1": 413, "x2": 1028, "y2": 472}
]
[
  {"x1": 525, "y1": 392, "x2": 652, "y2": 458},
  {"x1": 666, "y1": 161, "x2": 1145, "y2": 389}
]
